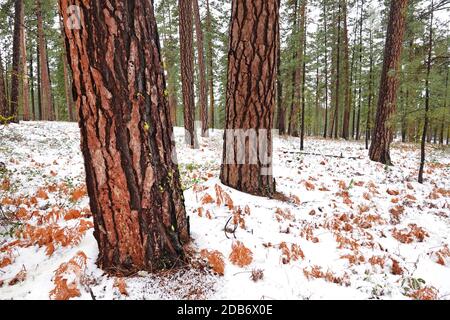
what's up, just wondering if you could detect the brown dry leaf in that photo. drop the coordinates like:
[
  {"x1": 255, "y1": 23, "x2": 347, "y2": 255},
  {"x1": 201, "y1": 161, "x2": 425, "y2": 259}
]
[
  {"x1": 200, "y1": 193, "x2": 214, "y2": 205},
  {"x1": 36, "y1": 189, "x2": 49, "y2": 200},
  {"x1": 215, "y1": 185, "x2": 234, "y2": 210},
  {"x1": 49, "y1": 251, "x2": 87, "y2": 300},
  {"x1": 391, "y1": 259, "x2": 403, "y2": 275},
  {"x1": 387, "y1": 189, "x2": 400, "y2": 196},
  {"x1": 304, "y1": 181, "x2": 315, "y2": 191},
  {"x1": 64, "y1": 209, "x2": 81, "y2": 221},
  {"x1": 70, "y1": 187, "x2": 87, "y2": 202},
  {"x1": 201, "y1": 249, "x2": 225, "y2": 275},
  {"x1": 1, "y1": 178, "x2": 11, "y2": 191},
  {"x1": 114, "y1": 278, "x2": 129, "y2": 296},
  {"x1": 229, "y1": 241, "x2": 253, "y2": 267}
]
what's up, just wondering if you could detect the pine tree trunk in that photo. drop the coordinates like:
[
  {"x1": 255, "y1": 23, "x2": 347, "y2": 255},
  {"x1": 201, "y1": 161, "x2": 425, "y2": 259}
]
[
  {"x1": 276, "y1": 30, "x2": 285, "y2": 135},
  {"x1": 288, "y1": 0, "x2": 298, "y2": 137},
  {"x1": 323, "y1": 0, "x2": 329, "y2": 139},
  {"x1": 365, "y1": 29, "x2": 374, "y2": 150},
  {"x1": 10, "y1": 0, "x2": 23, "y2": 122},
  {"x1": 179, "y1": 0, "x2": 197, "y2": 148},
  {"x1": 21, "y1": 25, "x2": 30, "y2": 121},
  {"x1": 193, "y1": 0, "x2": 209, "y2": 138},
  {"x1": 341, "y1": 0, "x2": 351, "y2": 140},
  {"x1": 37, "y1": 0, "x2": 53, "y2": 121},
  {"x1": 288, "y1": 0, "x2": 307, "y2": 138},
  {"x1": 330, "y1": 1, "x2": 342, "y2": 139},
  {"x1": 59, "y1": 18, "x2": 75, "y2": 122},
  {"x1": 205, "y1": 0, "x2": 215, "y2": 131},
  {"x1": 37, "y1": 45, "x2": 42, "y2": 120},
  {"x1": 300, "y1": 24, "x2": 307, "y2": 150},
  {"x1": 59, "y1": 0, "x2": 190, "y2": 274},
  {"x1": 0, "y1": 48, "x2": 8, "y2": 117},
  {"x1": 220, "y1": 0, "x2": 278, "y2": 197},
  {"x1": 29, "y1": 51, "x2": 36, "y2": 121},
  {"x1": 418, "y1": 2, "x2": 433, "y2": 184},
  {"x1": 369, "y1": 0, "x2": 408, "y2": 165}
]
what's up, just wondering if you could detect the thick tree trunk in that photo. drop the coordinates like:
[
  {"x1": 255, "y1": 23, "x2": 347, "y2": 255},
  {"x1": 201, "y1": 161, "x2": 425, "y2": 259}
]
[
  {"x1": 0, "y1": 49, "x2": 8, "y2": 117},
  {"x1": 21, "y1": 25, "x2": 30, "y2": 121},
  {"x1": 59, "y1": 0, "x2": 190, "y2": 274},
  {"x1": 179, "y1": 0, "x2": 198, "y2": 148},
  {"x1": 220, "y1": 0, "x2": 278, "y2": 197},
  {"x1": 369, "y1": 0, "x2": 409, "y2": 165},
  {"x1": 205, "y1": 0, "x2": 215, "y2": 131},
  {"x1": 37, "y1": 0, "x2": 53, "y2": 121},
  {"x1": 10, "y1": 0, "x2": 23, "y2": 122},
  {"x1": 193, "y1": 0, "x2": 209, "y2": 138},
  {"x1": 341, "y1": 0, "x2": 351, "y2": 140}
]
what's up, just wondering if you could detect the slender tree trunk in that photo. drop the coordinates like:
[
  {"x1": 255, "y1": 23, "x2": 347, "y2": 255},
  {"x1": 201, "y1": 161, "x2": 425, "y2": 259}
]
[
  {"x1": 369, "y1": 0, "x2": 409, "y2": 165},
  {"x1": 288, "y1": 0, "x2": 299, "y2": 137},
  {"x1": 205, "y1": 0, "x2": 215, "y2": 131},
  {"x1": 356, "y1": 0, "x2": 364, "y2": 141},
  {"x1": 288, "y1": 0, "x2": 307, "y2": 138},
  {"x1": 419, "y1": 2, "x2": 433, "y2": 184},
  {"x1": 341, "y1": 0, "x2": 351, "y2": 140},
  {"x1": 330, "y1": 1, "x2": 342, "y2": 139},
  {"x1": 314, "y1": 47, "x2": 320, "y2": 137},
  {"x1": 439, "y1": 67, "x2": 448, "y2": 144},
  {"x1": 10, "y1": 0, "x2": 24, "y2": 122},
  {"x1": 59, "y1": 17, "x2": 75, "y2": 122},
  {"x1": 276, "y1": 28, "x2": 285, "y2": 135},
  {"x1": 21, "y1": 26, "x2": 30, "y2": 121},
  {"x1": 0, "y1": 49, "x2": 8, "y2": 117},
  {"x1": 323, "y1": 0, "x2": 329, "y2": 138},
  {"x1": 220, "y1": 0, "x2": 278, "y2": 197},
  {"x1": 193, "y1": 0, "x2": 209, "y2": 138},
  {"x1": 300, "y1": 21, "x2": 307, "y2": 150},
  {"x1": 37, "y1": 0, "x2": 53, "y2": 121},
  {"x1": 179, "y1": 0, "x2": 198, "y2": 148},
  {"x1": 59, "y1": 0, "x2": 190, "y2": 274},
  {"x1": 365, "y1": 29, "x2": 374, "y2": 150},
  {"x1": 29, "y1": 51, "x2": 35, "y2": 121}
]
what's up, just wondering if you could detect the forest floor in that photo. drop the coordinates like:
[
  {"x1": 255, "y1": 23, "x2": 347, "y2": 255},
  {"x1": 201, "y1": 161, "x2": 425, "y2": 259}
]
[{"x1": 0, "y1": 121, "x2": 449, "y2": 300}]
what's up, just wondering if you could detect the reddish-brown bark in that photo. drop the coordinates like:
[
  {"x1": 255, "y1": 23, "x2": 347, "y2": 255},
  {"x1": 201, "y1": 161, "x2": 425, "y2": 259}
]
[
  {"x1": 0, "y1": 49, "x2": 7, "y2": 117},
  {"x1": 193, "y1": 0, "x2": 209, "y2": 138},
  {"x1": 59, "y1": 0, "x2": 190, "y2": 274},
  {"x1": 10, "y1": 0, "x2": 23, "y2": 122},
  {"x1": 37, "y1": 0, "x2": 53, "y2": 121}
]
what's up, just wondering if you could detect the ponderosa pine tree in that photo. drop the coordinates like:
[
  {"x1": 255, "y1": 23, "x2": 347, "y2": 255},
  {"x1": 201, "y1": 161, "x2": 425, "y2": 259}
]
[
  {"x1": 0, "y1": 49, "x2": 7, "y2": 117},
  {"x1": 220, "y1": 0, "x2": 278, "y2": 197},
  {"x1": 20, "y1": 18, "x2": 30, "y2": 121},
  {"x1": 205, "y1": 0, "x2": 215, "y2": 130},
  {"x1": 179, "y1": 0, "x2": 197, "y2": 148},
  {"x1": 369, "y1": 0, "x2": 409, "y2": 165},
  {"x1": 59, "y1": 0, "x2": 190, "y2": 273},
  {"x1": 36, "y1": 0, "x2": 53, "y2": 121}
]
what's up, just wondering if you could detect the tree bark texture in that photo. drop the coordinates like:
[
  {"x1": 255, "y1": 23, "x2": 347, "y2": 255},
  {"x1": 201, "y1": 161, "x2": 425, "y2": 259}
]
[
  {"x1": 59, "y1": 0, "x2": 190, "y2": 274},
  {"x1": 369, "y1": 0, "x2": 409, "y2": 165}
]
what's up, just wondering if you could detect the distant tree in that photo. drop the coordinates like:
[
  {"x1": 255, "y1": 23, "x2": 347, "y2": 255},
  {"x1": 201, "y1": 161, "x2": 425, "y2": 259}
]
[
  {"x1": 10, "y1": 0, "x2": 23, "y2": 122},
  {"x1": 179, "y1": 0, "x2": 197, "y2": 148}
]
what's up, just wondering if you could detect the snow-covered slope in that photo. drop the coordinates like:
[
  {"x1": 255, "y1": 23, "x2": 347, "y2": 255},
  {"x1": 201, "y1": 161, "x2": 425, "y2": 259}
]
[{"x1": 0, "y1": 122, "x2": 449, "y2": 300}]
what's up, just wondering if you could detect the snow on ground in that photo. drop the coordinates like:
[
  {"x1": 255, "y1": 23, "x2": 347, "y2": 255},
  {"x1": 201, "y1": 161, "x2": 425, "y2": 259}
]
[{"x1": 0, "y1": 121, "x2": 449, "y2": 300}]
